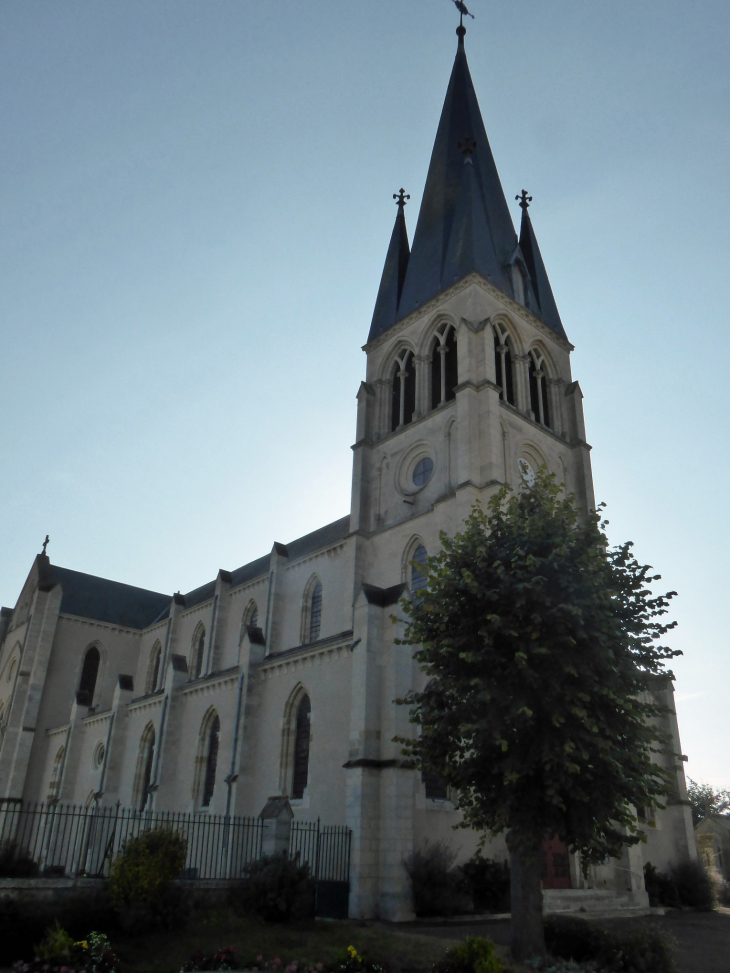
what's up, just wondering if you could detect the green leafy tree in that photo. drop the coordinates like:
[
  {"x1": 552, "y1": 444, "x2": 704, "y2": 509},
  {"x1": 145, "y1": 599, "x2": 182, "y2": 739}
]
[
  {"x1": 687, "y1": 779, "x2": 730, "y2": 826},
  {"x1": 395, "y1": 471, "x2": 680, "y2": 961}
]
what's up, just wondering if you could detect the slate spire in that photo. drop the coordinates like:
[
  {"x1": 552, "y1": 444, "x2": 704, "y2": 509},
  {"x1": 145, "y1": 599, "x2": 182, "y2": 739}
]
[
  {"x1": 517, "y1": 193, "x2": 566, "y2": 339},
  {"x1": 368, "y1": 190, "x2": 411, "y2": 342},
  {"x1": 394, "y1": 27, "x2": 518, "y2": 322}
]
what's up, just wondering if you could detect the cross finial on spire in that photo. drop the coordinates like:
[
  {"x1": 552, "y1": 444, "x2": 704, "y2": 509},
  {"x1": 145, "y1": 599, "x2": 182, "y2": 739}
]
[
  {"x1": 516, "y1": 190, "x2": 533, "y2": 211},
  {"x1": 41, "y1": 534, "x2": 50, "y2": 556},
  {"x1": 393, "y1": 188, "x2": 410, "y2": 209}
]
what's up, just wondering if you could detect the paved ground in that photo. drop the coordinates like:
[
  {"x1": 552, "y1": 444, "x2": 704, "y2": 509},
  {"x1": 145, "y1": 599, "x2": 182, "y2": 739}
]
[{"x1": 404, "y1": 909, "x2": 730, "y2": 973}]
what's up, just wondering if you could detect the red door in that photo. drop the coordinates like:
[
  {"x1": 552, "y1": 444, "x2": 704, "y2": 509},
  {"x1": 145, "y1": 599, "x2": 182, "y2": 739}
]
[{"x1": 541, "y1": 835, "x2": 571, "y2": 889}]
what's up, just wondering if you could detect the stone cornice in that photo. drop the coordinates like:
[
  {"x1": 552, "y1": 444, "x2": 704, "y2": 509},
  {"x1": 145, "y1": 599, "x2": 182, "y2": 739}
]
[
  {"x1": 258, "y1": 631, "x2": 354, "y2": 677},
  {"x1": 180, "y1": 666, "x2": 240, "y2": 698},
  {"x1": 57, "y1": 614, "x2": 143, "y2": 638},
  {"x1": 362, "y1": 273, "x2": 573, "y2": 355},
  {"x1": 81, "y1": 710, "x2": 112, "y2": 729},
  {"x1": 283, "y1": 542, "x2": 348, "y2": 572},
  {"x1": 180, "y1": 599, "x2": 214, "y2": 619},
  {"x1": 127, "y1": 694, "x2": 165, "y2": 715},
  {"x1": 47, "y1": 723, "x2": 70, "y2": 738}
]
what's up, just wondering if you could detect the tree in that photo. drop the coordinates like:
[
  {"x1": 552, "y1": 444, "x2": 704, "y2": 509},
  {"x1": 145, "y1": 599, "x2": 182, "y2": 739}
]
[
  {"x1": 395, "y1": 471, "x2": 680, "y2": 962},
  {"x1": 688, "y1": 779, "x2": 730, "y2": 826}
]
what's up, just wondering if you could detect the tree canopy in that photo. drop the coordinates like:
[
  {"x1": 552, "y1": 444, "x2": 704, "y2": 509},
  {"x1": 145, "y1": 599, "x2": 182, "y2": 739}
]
[
  {"x1": 395, "y1": 471, "x2": 681, "y2": 958},
  {"x1": 688, "y1": 779, "x2": 730, "y2": 826}
]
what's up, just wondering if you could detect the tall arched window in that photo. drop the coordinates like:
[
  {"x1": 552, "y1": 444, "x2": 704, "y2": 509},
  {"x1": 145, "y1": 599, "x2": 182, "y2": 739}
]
[
  {"x1": 411, "y1": 544, "x2": 428, "y2": 601},
  {"x1": 243, "y1": 600, "x2": 259, "y2": 633},
  {"x1": 77, "y1": 646, "x2": 100, "y2": 706},
  {"x1": 292, "y1": 695, "x2": 311, "y2": 800},
  {"x1": 201, "y1": 713, "x2": 220, "y2": 808},
  {"x1": 133, "y1": 724, "x2": 156, "y2": 811},
  {"x1": 421, "y1": 681, "x2": 448, "y2": 799},
  {"x1": 494, "y1": 327, "x2": 515, "y2": 406},
  {"x1": 391, "y1": 350, "x2": 416, "y2": 431},
  {"x1": 528, "y1": 351, "x2": 551, "y2": 428},
  {"x1": 47, "y1": 746, "x2": 65, "y2": 802},
  {"x1": 309, "y1": 582, "x2": 322, "y2": 642},
  {"x1": 192, "y1": 626, "x2": 206, "y2": 680},
  {"x1": 146, "y1": 642, "x2": 162, "y2": 694},
  {"x1": 430, "y1": 327, "x2": 458, "y2": 410}
]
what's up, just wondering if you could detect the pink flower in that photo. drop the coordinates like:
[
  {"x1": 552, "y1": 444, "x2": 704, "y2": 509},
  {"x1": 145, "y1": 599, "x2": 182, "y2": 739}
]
[
  {"x1": 258, "y1": 957, "x2": 263, "y2": 962},
  {"x1": 275, "y1": 959, "x2": 281, "y2": 966}
]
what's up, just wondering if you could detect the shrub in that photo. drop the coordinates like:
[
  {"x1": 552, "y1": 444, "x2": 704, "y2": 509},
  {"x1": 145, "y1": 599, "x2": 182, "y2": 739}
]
[
  {"x1": 12, "y1": 928, "x2": 121, "y2": 973},
  {"x1": 0, "y1": 841, "x2": 39, "y2": 878},
  {"x1": 107, "y1": 827, "x2": 187, "y2": 933},
  {"x1": 36, "y1": 921, "x2": 75, "y2": 961},
  {"x1": 545, "y1": 917, "x2": 675, "y2": 973},
  {"x1": 644, "y1": 862, "x2": 680, "y2": 909},
  {"x1": 672, "y1": 859, "x2": 715, "y2": 910},
  {"x1": 237, "y1": 854, "x2": 316, "y2": 923},
  {"x1": 459, "y1": 855, "x2": 510, "y2": 913},
  {"x1": 432, "y1": 937, "x2": 503, "y2": 973},
  {"x1": 403, "y1": 841, "x2": 471, "y2": 917}
]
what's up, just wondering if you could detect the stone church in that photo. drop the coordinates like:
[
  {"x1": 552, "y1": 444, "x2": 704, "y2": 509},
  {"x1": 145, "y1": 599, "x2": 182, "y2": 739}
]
[{"x1": 0, "y1": 27, "x2": 696, "y2": 919}]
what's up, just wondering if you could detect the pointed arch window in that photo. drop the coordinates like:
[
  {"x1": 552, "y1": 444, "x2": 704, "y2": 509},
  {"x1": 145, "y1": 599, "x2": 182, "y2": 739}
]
[
  {"x1": 133, "y1": 724, "x2": 155, "y2": 811},
  {"x1": 411, "y1": 544, "x2": 428, "y2": 601},
  {"x1": 192, "y1": 626, "x2": 206, "y2": 680},
  {"x1": 421, "y1": 681, "x2": 448, "y2": 800},
  {"x1": 77, "y1": 646, "x2": 100, "y2": 707},
  {"x1": 528, "y1": 351, "x2": 551, "y2": 428},
  {"x1": 292, "y1": 695, "x2": 311, "y2": 800},
  {"x1": 391, "y1": 350, "x2": 416, "y2": 432},
  {"x1": 201, "y1": 713, "x2": 220, "y2": 808},
  {"x1": 494, "y1": 327, "x2": 515, "y2": 406},
  {"x1": 431, "y1": 327, "x2": 458, "y2": 410},
  {"x1": 47, "y1": 746, "x2": 65, "y2": 802},
  {"x1": 147, "y1": 642, "x2": 162, "y2": 694},
  {"x1": 309, "y1": 582, "x2": 322, "y2": 642}
]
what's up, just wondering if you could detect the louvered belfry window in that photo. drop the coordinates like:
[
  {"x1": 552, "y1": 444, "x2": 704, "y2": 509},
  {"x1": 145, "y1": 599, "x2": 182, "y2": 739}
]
[
  {"x1": 202, "y1": 715, "x2": 220, "y2": 808},
  {"x1": 292, "y1": 695, "x2": 311, "y2": 799}
]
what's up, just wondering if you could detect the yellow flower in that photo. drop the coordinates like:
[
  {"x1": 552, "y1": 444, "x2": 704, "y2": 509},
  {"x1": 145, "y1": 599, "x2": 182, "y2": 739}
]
[{"x1": 75, "y1": 941, "x2": 88, "y2": 949}]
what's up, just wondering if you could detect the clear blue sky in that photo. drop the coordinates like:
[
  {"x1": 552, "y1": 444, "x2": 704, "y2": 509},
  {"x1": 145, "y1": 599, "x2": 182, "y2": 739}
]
[{"x1": 2, "y1": 1, "x2": 728, "y2": 788}]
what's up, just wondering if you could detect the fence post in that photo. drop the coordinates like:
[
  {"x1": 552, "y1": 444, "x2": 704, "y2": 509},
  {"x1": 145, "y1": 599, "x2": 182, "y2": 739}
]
[{"x1": 258, "y1": 796, "x2": 293, "y2": 857}]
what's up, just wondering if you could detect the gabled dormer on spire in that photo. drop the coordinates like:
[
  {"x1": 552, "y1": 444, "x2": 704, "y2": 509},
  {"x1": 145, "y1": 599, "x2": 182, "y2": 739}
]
[
  {"x1": 395, "y1": 28, "x2": 518, "y2": 321},
  {"x1": 517, "y1": 195, "x2": 567, "y2": 339},
  {"x1": 368, "y1": 190, "x2": 411, "y2": 342}
]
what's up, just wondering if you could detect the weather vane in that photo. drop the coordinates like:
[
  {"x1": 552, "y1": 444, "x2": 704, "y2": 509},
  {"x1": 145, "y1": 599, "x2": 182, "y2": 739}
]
[
  {"x1": 393, "y1": 188, "x2": 410, "y2": 208},
  {"x1": 451, "y1": 0, "x2": 475, "y2": 27},
  {"x1": 516, "y1": 190, "x2": 533, "y2": 211}
]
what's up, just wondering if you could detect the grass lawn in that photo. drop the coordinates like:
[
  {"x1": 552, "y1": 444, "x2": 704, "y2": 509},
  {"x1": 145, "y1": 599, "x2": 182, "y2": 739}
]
[{"x1": 115, "y1": 911, "x2": 462, "y2": 973}]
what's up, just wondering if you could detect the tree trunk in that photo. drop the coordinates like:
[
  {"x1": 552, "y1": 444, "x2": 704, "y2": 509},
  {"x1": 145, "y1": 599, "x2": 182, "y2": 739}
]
[{"x1": 507, "y1": 831, "x2": 545, "y2": 963}]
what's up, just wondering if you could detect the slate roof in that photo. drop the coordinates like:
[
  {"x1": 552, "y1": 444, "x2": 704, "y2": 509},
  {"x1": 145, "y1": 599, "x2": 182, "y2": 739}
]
[
  {"x1": 42, "y1": 564, "x2": 171, "y2": 631},
  {"x1": 39, "y1": 516, "x2": 352, "y2": 630},
  {"x1": 368, "y1": 29, "x2": 566, "y2": 343}
]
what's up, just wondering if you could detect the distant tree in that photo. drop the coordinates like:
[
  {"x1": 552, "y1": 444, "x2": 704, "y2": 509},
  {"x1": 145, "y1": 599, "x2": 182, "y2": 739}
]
[
  {"x1": 688, "y1": 779, "x2": 730, "y2": 826},
  {"x1": 396, "y1": 471, "x2": 680, "y2": 962}
]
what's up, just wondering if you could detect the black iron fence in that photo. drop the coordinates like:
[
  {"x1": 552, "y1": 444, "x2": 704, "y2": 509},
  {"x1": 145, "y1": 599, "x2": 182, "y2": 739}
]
[
  {"x1": 290, "y1": 819, "x2": 351, "y2": 882},
  {"x1": 0, "y1": 798, "x2": 263, "y2": 880},
  {"x1": 0, "y1": 800, "x2": 352, "y2": 892}
]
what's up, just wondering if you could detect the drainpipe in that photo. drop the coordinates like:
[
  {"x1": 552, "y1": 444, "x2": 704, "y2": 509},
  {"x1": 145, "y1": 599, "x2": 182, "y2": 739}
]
[
  {"x1": 95, "y1": 712, "x2": 115, "y2": 802},
  {"x1": 224, "y1": 670, "x2": 245, "y2": 818},
  {"x1": 147, "y1": 694, "x2": 169, "y2": 810}
]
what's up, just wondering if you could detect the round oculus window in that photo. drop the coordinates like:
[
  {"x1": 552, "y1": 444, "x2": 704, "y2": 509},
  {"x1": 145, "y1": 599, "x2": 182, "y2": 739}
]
[
  {"x1": 93, "y1": 742, "x2": 105, "y2": 769},
  {"x1": 413, "y1": 457, "x2": 434, "y2": 488}
]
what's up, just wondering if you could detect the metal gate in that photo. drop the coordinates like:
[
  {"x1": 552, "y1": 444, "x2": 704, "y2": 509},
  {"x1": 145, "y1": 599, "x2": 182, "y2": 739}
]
[{"x1": 289, "y1": 819, "x2": 351, "y2": 919}]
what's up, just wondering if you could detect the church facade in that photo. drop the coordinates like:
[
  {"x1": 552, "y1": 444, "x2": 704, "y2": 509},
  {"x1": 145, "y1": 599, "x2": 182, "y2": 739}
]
[{"x1": 0, "y1": 29, "x2": 696, "y2": 920}]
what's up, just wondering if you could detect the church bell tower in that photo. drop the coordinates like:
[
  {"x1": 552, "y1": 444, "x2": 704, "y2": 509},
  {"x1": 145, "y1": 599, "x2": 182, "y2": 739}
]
[{"x1": 350, "y1": 25, "x2": 594, "y2": 539}]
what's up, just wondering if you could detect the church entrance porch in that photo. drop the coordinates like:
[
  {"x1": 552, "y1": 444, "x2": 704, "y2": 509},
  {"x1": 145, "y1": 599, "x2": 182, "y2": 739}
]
[{"x1": 541, "y1": 835, "x2": 571, "y2": 889}]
